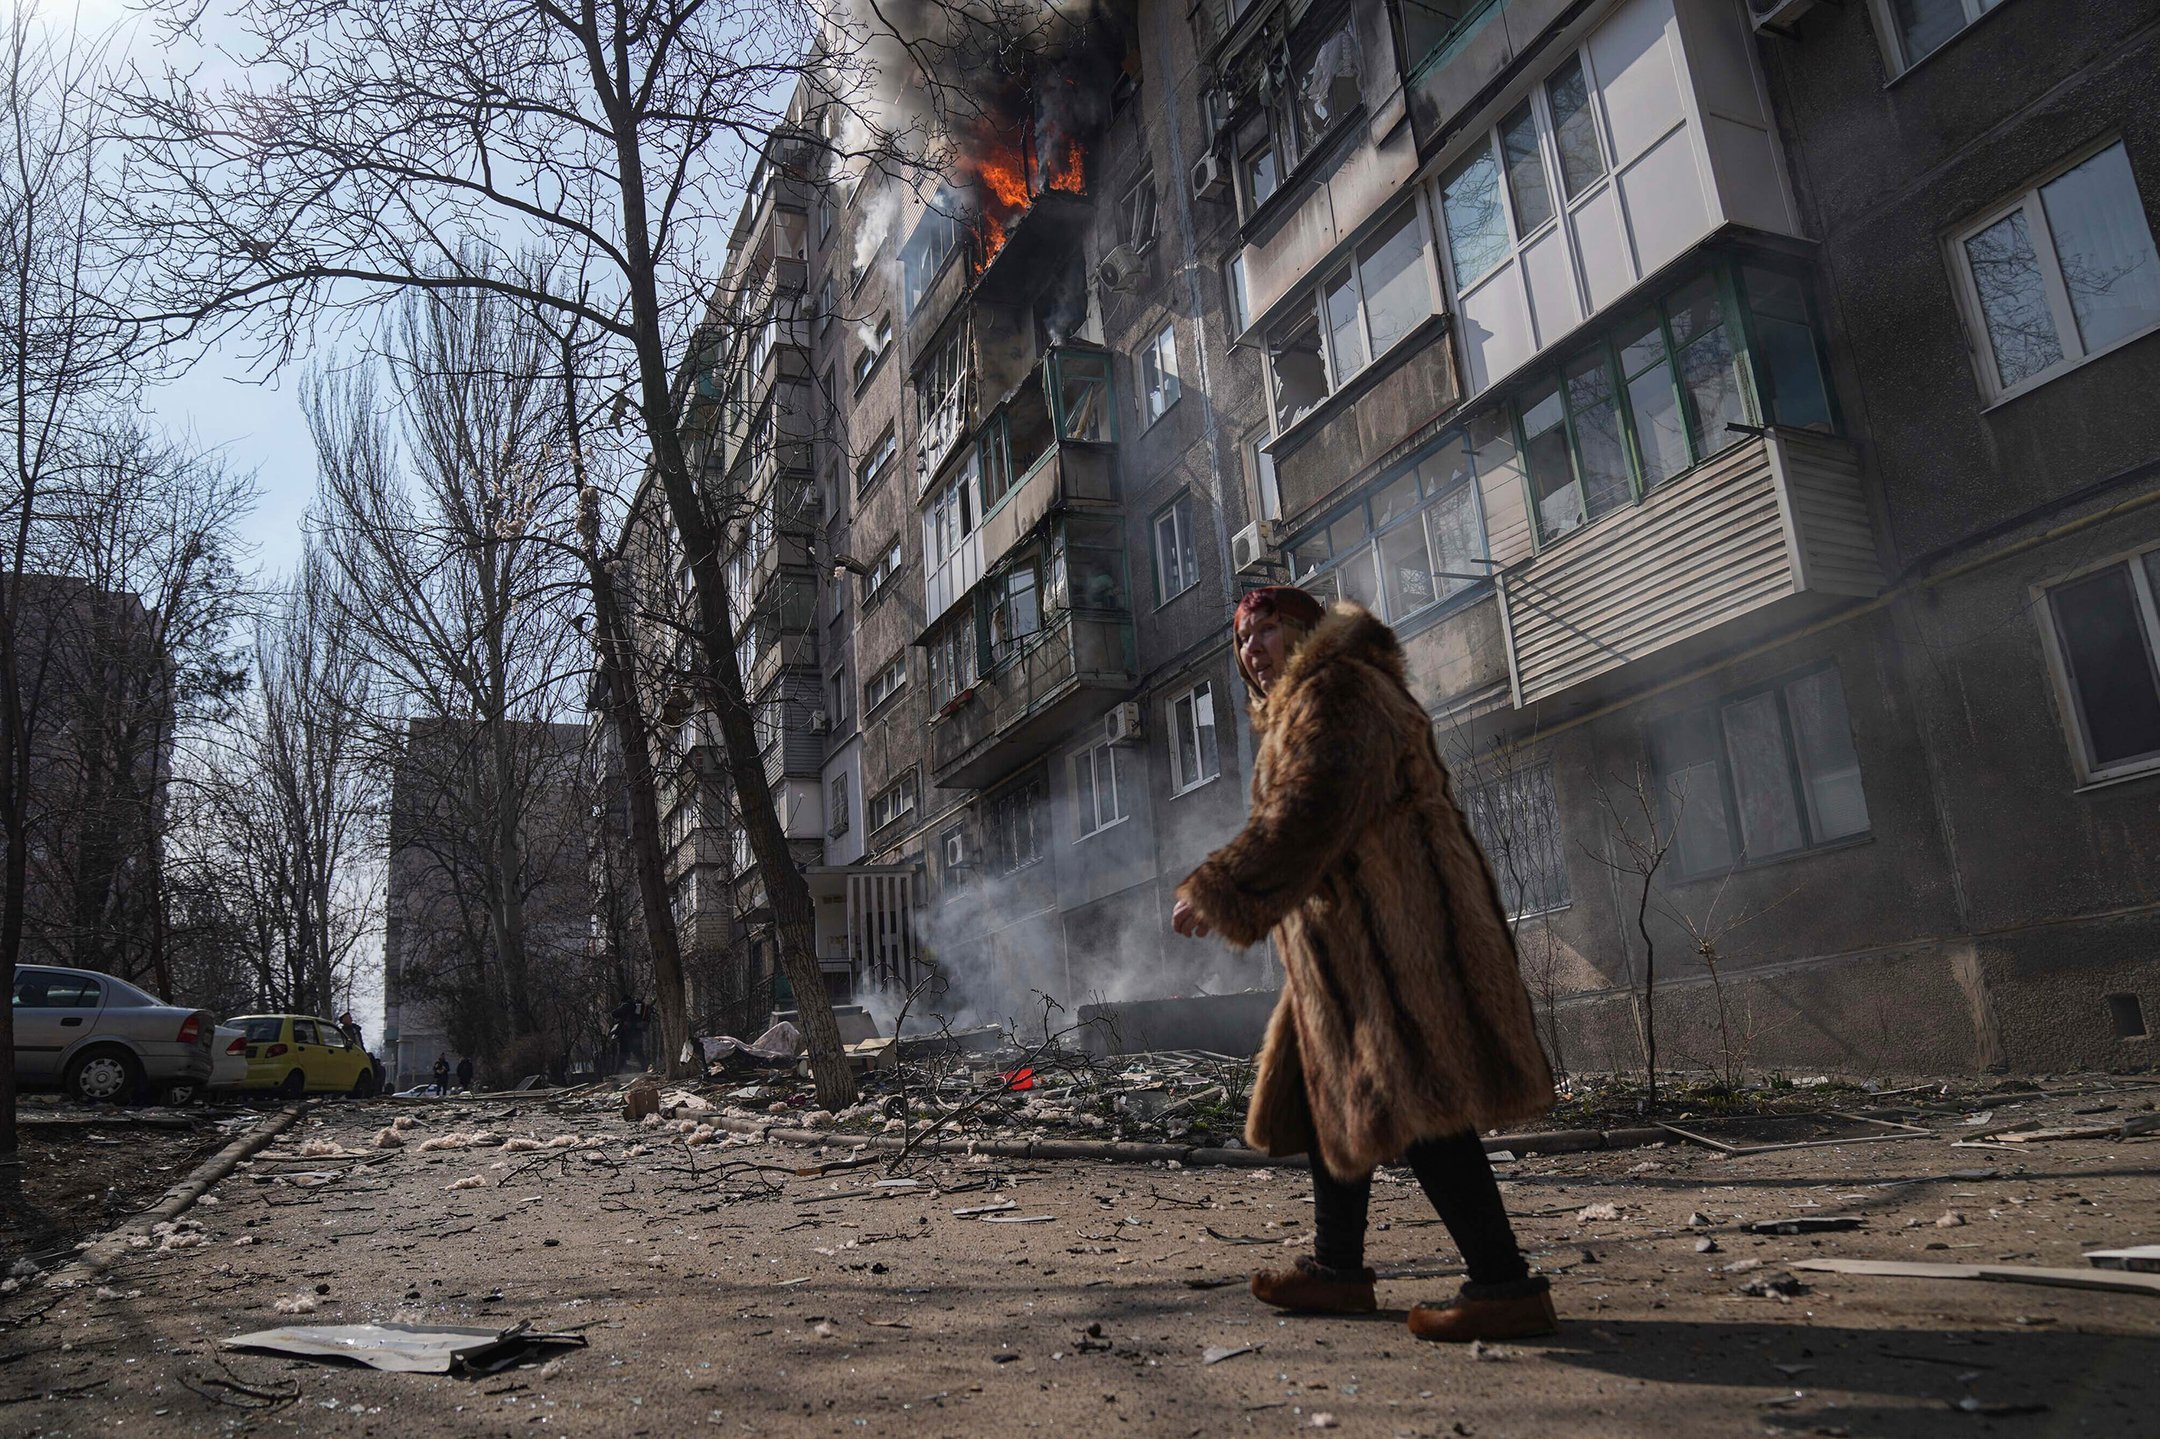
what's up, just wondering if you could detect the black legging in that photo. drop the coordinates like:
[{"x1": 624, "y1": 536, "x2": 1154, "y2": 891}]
[{"x1": 1310, "y1": 1130, "x2": 1528, "y2": 1287}]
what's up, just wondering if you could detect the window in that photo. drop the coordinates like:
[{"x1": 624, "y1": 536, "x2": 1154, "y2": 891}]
[
  {"x1": 2042, "y1": 549, "x2": 2160, "y2": 782},
  {"x1": 927, "y1": 467, "x2": 975, "y2": 562},
  {"x1": 1462, "y1": 764, "x2": 1569, "y2": 918},
  {"x1": 1121, "y1": 170, "x2": 1158, "y2": 254},
  {"x1": 1138, "y1": 323, "x2": 1181, "y2": 424},
  {"x1": 1396, "y1": 1, "x2": 1478, "y2": 72},
  {"x1": 1169, "y1": 681, "x2": 1222, "y2": 793},
  {"x1": 12, "y1": 970, "x2": 101, "y2": 1007},
  {"x1": 1244, "y1": 429, "x2": 1280, "y2": 523},
  {"x1": 859, "y1": 536, "x2": 902, "y2": 603},
  {"x1": 1289, "y1": 422, "x2": 1490, "y2": 624},
  {"x1": 857, "y1": 424, "x2": 897, "y2": 495},
  {"x1": 869, "y1": 770, "x2": 918, "y2": 832},
  {"x1": 987, "y1": 777, "x2": 1048, "y2": 873},
  {"x1": 1241, "y1": 140, "x2": 1279, "y2": 214},
  {"x1": 1510, "y1": 269, "x2": 1768, "y2": 545},
  {"x1": 817, "y1": 277, "x2": 836, "y2": 338},
  {"x1": 1072, "y1": 738, "x2": 1128, "y2": 838},
  {"x1": 864, "y1": 652, "x2": 907, "y2": 712},
  {"x1": 1649, "y1": 666, "x2": 1871, "y2": 878},
  {"x1": 927, "y1": 611, "x2": 979, "y2": 707},
  {"x1": 1875, "y1": 0, "x2": 2008, "y2": 74},
  {"x1": 828, "y1": 772, "x2": 851, "y2": 837},
  {"x1": 988, "y1": 557, "x2": 1043, "y2": 662},
  {"x1": 829, "y1": 668, "x2": 849, "y2": 729},
  {"x1": 1281, "y1": 18, "x2": 1362, "y2": 174},
  {"x1": 1263, "y1": 198, "x2": 1439, "y2": 431},
  {"x1": 1153, "y1": 493, "x2": 1199, "y2": 602},
  {"x1": 1951, "y1": 140, "x2": 2160, "y2": 401},
  {"x1": 851, "y1": 314, "x2": 891, "y2": 390},
  {"x1": 1225, "y1": 252, "x2": 1251, "y2": 334},
  {"x1": 901, "y1": 196, "x2": 962, "y2": 317},
  {"x1": 916, "y1": 328, "x2": 966, "y2": 471}
]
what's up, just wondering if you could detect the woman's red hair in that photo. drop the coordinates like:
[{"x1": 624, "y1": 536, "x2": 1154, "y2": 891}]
[{"x1": 1234, "y1": 585, "x2": 1326, "y2": 633}]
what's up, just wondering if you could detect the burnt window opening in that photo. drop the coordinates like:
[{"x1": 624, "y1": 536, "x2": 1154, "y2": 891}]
[{"x1": 2108, "y1": 993, "x2": 2149, "y2": 1040}]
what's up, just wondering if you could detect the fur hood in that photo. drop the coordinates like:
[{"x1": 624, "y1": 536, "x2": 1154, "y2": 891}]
[{"x1": 1179, "y1": 602, "x2": 1554, "y2": 1178}]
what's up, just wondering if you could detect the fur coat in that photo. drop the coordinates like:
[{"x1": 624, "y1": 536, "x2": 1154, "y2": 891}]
[{"x1": 1177, "y1": 603, "x2": 1554, "y2": 1180}]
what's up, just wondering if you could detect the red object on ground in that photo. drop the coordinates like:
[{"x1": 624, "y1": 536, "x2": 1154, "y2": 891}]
[{"x1": 1001, "y1": 1068, "x2": 1036, "y2": 1092}]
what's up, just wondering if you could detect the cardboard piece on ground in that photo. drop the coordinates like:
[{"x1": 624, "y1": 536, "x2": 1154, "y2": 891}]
[
  {"x1": 1791, "y1": 1257, "x2": 2160, "y2": 1298},
  {"x1": 222, "y1": 1320, "x2": 588, "y2": 1374}
]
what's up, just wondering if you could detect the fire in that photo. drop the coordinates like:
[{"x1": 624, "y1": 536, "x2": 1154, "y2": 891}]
[{"x1": 966, "y1": 120, "x2": 1088, "y2": 273}]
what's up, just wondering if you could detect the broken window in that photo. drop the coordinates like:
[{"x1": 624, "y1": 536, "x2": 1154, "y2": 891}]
[
  {"x1": 1051, "y1": 348, "x2": 1115, "y2": 444},
  {"x1": 1122, "y1": 170, "x2": 1158, "y2": 254},
  {"x1": 1063, "y1": 515, "x2": 1126, "y2": 612},
  {"x1": 1265, "y1": 297, "x2": 1327, "y2": 432},
  {"x1": 987, "y1": 777, "x2": 1048, "y2": 874},
  {"x1": 2043, "y1": 550, "x2": 2160, "y2": 781},
  {"x1": 901, "y1": 195, "x2": 962, "y2": 317},
  {"x1": 1283, "y1": 18, "x2": 1362, "y2": 171},
  {"x1": 1462, "y1": 763, "x2": 1569, "y2": 919},
  {"x1": 988, "y1": 555, "x2": 1043, "y2": 664},
  {"x1": 1169, "y1": 680, "x2": 1221, "y2": 794}
]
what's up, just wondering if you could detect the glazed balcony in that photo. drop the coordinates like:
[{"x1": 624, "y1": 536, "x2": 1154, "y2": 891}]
[
  {"x1": 1497, "y1": 429, "x2": 1883, "y2": 709},
  {"x1": 929, "y1": 611, "x2": 1136, "y2": 790}
]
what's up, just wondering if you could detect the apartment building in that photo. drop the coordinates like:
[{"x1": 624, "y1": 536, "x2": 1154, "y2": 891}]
[{"x1": 631, "y1": 0, "x2": 2158, "y2": 1071}]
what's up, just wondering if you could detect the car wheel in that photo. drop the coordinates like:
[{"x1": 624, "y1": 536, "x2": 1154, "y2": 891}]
[
  {"x1": 277, "y1": 1069, "x2": 307, "y2": 1101},
  {"x1": 350, "y1": 1069, "x2": 378, "y2": 1099},
  {"x1": 65, "y1": 1048, "x2": 143, "y2": 1106}
]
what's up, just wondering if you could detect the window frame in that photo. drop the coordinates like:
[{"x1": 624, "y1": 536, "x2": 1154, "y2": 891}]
[
  {"x1": 1070, "y1": 736, "x2": 1129, "y2": 840},
  {"x1": 2034, "y1": 544, "x2": 2160, "y2": 787},
  {"x1": 858, "y1": 535, "x2": 903, "y2": 605},
  {"x1": 1152, "y1": 492, "x2": 1199, "y2": 604},
  {"x1": 856, "y1": 424, "x2": 897, "y2": 496},
  {"x1": 1138, "y1": 322, "x2": 1182, "y2": 427},
  {"x1": 1286, "y1": 424, "x2": 1493, "y2": 627},
  {"x1": 1867, "y1": 0, "x2": 2010, "y2": 78},
  {"x1": 1648, "y1": 662, "x2": 1874, "y2": 880},
  {"x1": 863, "y1": 651, "x2": 907, "y2": 716},
  {"x1": 851, "y1": 313, "x2": 892, "y2": 392},
  {"x1": 1461, "y1": 762, "x2": 1571, "y2": 921},
  {"x1": 1262, "y1": 192, "x2": 1443, "y2": 436},
  {"x1": 1946, "y1": 137, "x2": 2160, "y2": 406},
  {"x1": 1167, "y1": 679, "x2": 1223, "y2": 796},
  {"x1": 868, "y1": 769, "x2": 919, "y2": 833},
  {"x1": 827, "y1": 770, "x2": 851, "y2": 837}
]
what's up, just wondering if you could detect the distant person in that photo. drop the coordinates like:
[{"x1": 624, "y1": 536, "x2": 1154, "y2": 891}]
[
  {"x1": 610, "y1": 996, "x2": 648, "y2": 1072},
  {"x1": 456, "y1": 1055, "x2": 475, "y2": 1093},
  {"x1": 1172, "y1": 588, "x2": 1557, "y2": 1343},
  {"x1": 337, "y1": 1012, "x2": 363, "y2": 1048},
  {"x1": 431, "y1": 1053, "x2": 451, "y2": 1096}
]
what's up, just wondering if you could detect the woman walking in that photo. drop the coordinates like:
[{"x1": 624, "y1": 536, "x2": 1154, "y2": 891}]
[{"x1": 1171, "y1": 587, "x2": 1557, "y2": 1341}]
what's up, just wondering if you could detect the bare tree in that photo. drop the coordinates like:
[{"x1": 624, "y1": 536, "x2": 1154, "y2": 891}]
[
  {"x1": 128, "y1": 0, "x2": 868, "y2": 1106},
  {"x1": 1, "y1": 12, "x2": 159, "y2": 1152},
  {"x1": 309, "y1": 284, "x2": 589, "y2": 1066}
]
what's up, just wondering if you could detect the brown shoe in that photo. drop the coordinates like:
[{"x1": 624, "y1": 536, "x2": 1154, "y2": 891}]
[
  {"x1": 1406, "y1": 1277, "x2": 1556, "y2": 1342},
  {"x1": 1250, "y1": 1256, "x2": 1377, "y2": 1314}
]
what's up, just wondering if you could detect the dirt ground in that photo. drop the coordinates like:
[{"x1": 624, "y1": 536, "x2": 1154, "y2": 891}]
[
  {"x1": 0, "y1": 1118, "x2": 231, "y2": 1268},
  {"x1": 2, "y1": 1085, "x2": 2156, "y2": 1438}
]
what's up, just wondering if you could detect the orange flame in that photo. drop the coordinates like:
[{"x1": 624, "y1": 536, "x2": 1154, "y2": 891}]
[{"x1": 967, "y1": 122, "x2": 1087, "y2": 273}]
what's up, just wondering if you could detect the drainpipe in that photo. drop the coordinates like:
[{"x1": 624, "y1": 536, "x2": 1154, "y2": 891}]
[{"x1": 1156, "y1": 7, "x2": 1254, "y2": 797}]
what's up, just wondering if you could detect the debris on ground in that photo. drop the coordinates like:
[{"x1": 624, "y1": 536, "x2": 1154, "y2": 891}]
[{"x1": 222, "y1": 1321, "x2": 588, "y2": 1375}]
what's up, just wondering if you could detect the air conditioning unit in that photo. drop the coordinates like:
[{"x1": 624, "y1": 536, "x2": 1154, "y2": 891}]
[
  {"x1": 1103, "y1": 701, "x2": 1143, "y2": 746},
  {"x1": 1747, "y1": 0, "x2": 1820, "y2": 36},
  {"x1": 1231, "y1": 521, "x2": 1272, "y2": 574},
  {"x1": 942, "y1": 829, "x2": 974, "y2": 869},
  {"x1": 1098, "y1": 243, "x2": 1147, "y2": 293},
  {"x1": 1189, "y1": 150, "x2": 1229, "y2": 203},
  {"x1": 808, "y1": 709, "x2": 831, "y2": 735}
]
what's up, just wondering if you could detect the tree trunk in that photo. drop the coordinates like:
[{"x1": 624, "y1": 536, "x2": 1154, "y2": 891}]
[
  {"x1": 587, "y1": 552, "x2": 692, "y2": 1079},
  {"x1": 596, "y1": 54, "x2": 854, "y2": 1109}
]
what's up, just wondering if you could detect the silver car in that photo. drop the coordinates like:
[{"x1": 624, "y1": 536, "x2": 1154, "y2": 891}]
[{"x1": 11, "y1": 964, "x2": 217, "y2": 1104}]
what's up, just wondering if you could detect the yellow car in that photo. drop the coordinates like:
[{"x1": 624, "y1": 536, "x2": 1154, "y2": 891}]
[{"x1": 230, "y1": 1014, "x2": 380, "y2": 1099}]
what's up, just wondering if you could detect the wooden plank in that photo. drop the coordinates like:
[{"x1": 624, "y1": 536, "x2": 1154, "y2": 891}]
[{"x1": 1792, "y1": 1258, "x2": 2160, "y2": 1298}]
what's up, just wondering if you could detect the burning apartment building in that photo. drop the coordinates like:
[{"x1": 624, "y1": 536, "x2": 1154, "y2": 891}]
[{"x1": 624, "y1": 0, "x2": 2160, "y2": 1073}]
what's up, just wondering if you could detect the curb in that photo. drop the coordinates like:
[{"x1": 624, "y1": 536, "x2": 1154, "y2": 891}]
[
  {"x1": 45, "y1": 1102, "x2": 308, "y2": 1288},
  {"x1": 692, "y1": 1112, "x2": 1674, "y2": 1169}
]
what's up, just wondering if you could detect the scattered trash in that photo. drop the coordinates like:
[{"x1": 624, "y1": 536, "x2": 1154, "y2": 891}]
[
  {"x1": 981, "y1": 1214, "x2": 1057, "y2": 1224},
  {"x1": 1951, "y1": 1398, "x2": 2050, "y2": 1417},
  {"x1": 273, "y1": 1293, "x2": 322, "y2": 1315},
  {"x1": 1202, "y1": 1344, "x2": 1256, "y2": 1365},
  {"x1": 1685, "y1": 1212, "x2": 1711, "y2": 1227},
  {"x1": 1935, "y1": 1211, "x2": 1967, "y2": 1228},
  {"x1": 1467, "y1": 1339, "x2": 1509, "y2": 1361},
  {"x1": 446, "y1": 1176, "x2": 487, "y2": 1191},
  {"x1": 1695, "y1": 1237, "x2": 1720, "y2": 1254},
  {"x1": 1308, "y1": 1413, "x2": 1339, "y2": 1428},
  {"x1": 1737, "y1": 1271, "x2": 1809, "y2": 1300},
  {"x1": 624, "y1": 1081, "x2": 661, "y2": 1122},
  {"x1": 1749, "y1": 1216, "x2": 1861, "y2": 1235},
  {"x1": 223, "y1": 1321, "x2": 588, "y2": 1375},
  {"x1": 1576, "y1": 1203, "x2": 1621, "y2": 1223}
]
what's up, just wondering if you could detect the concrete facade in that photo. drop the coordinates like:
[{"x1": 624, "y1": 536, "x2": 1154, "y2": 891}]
[{"x1": 627, "y1": 0, "x2": 2160, "y2": 1073}]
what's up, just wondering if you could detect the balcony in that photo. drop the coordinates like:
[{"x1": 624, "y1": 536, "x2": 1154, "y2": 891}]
[
  {"x1": 1403, "y1": 0, "x2": 1572, "y2": 151},
  {"x1": 1497, "y1": 429, "x2": 1882, "y2": 709},
  {"x1": 930, "y1": 612, "x2": 1135, "y2": 790}
]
